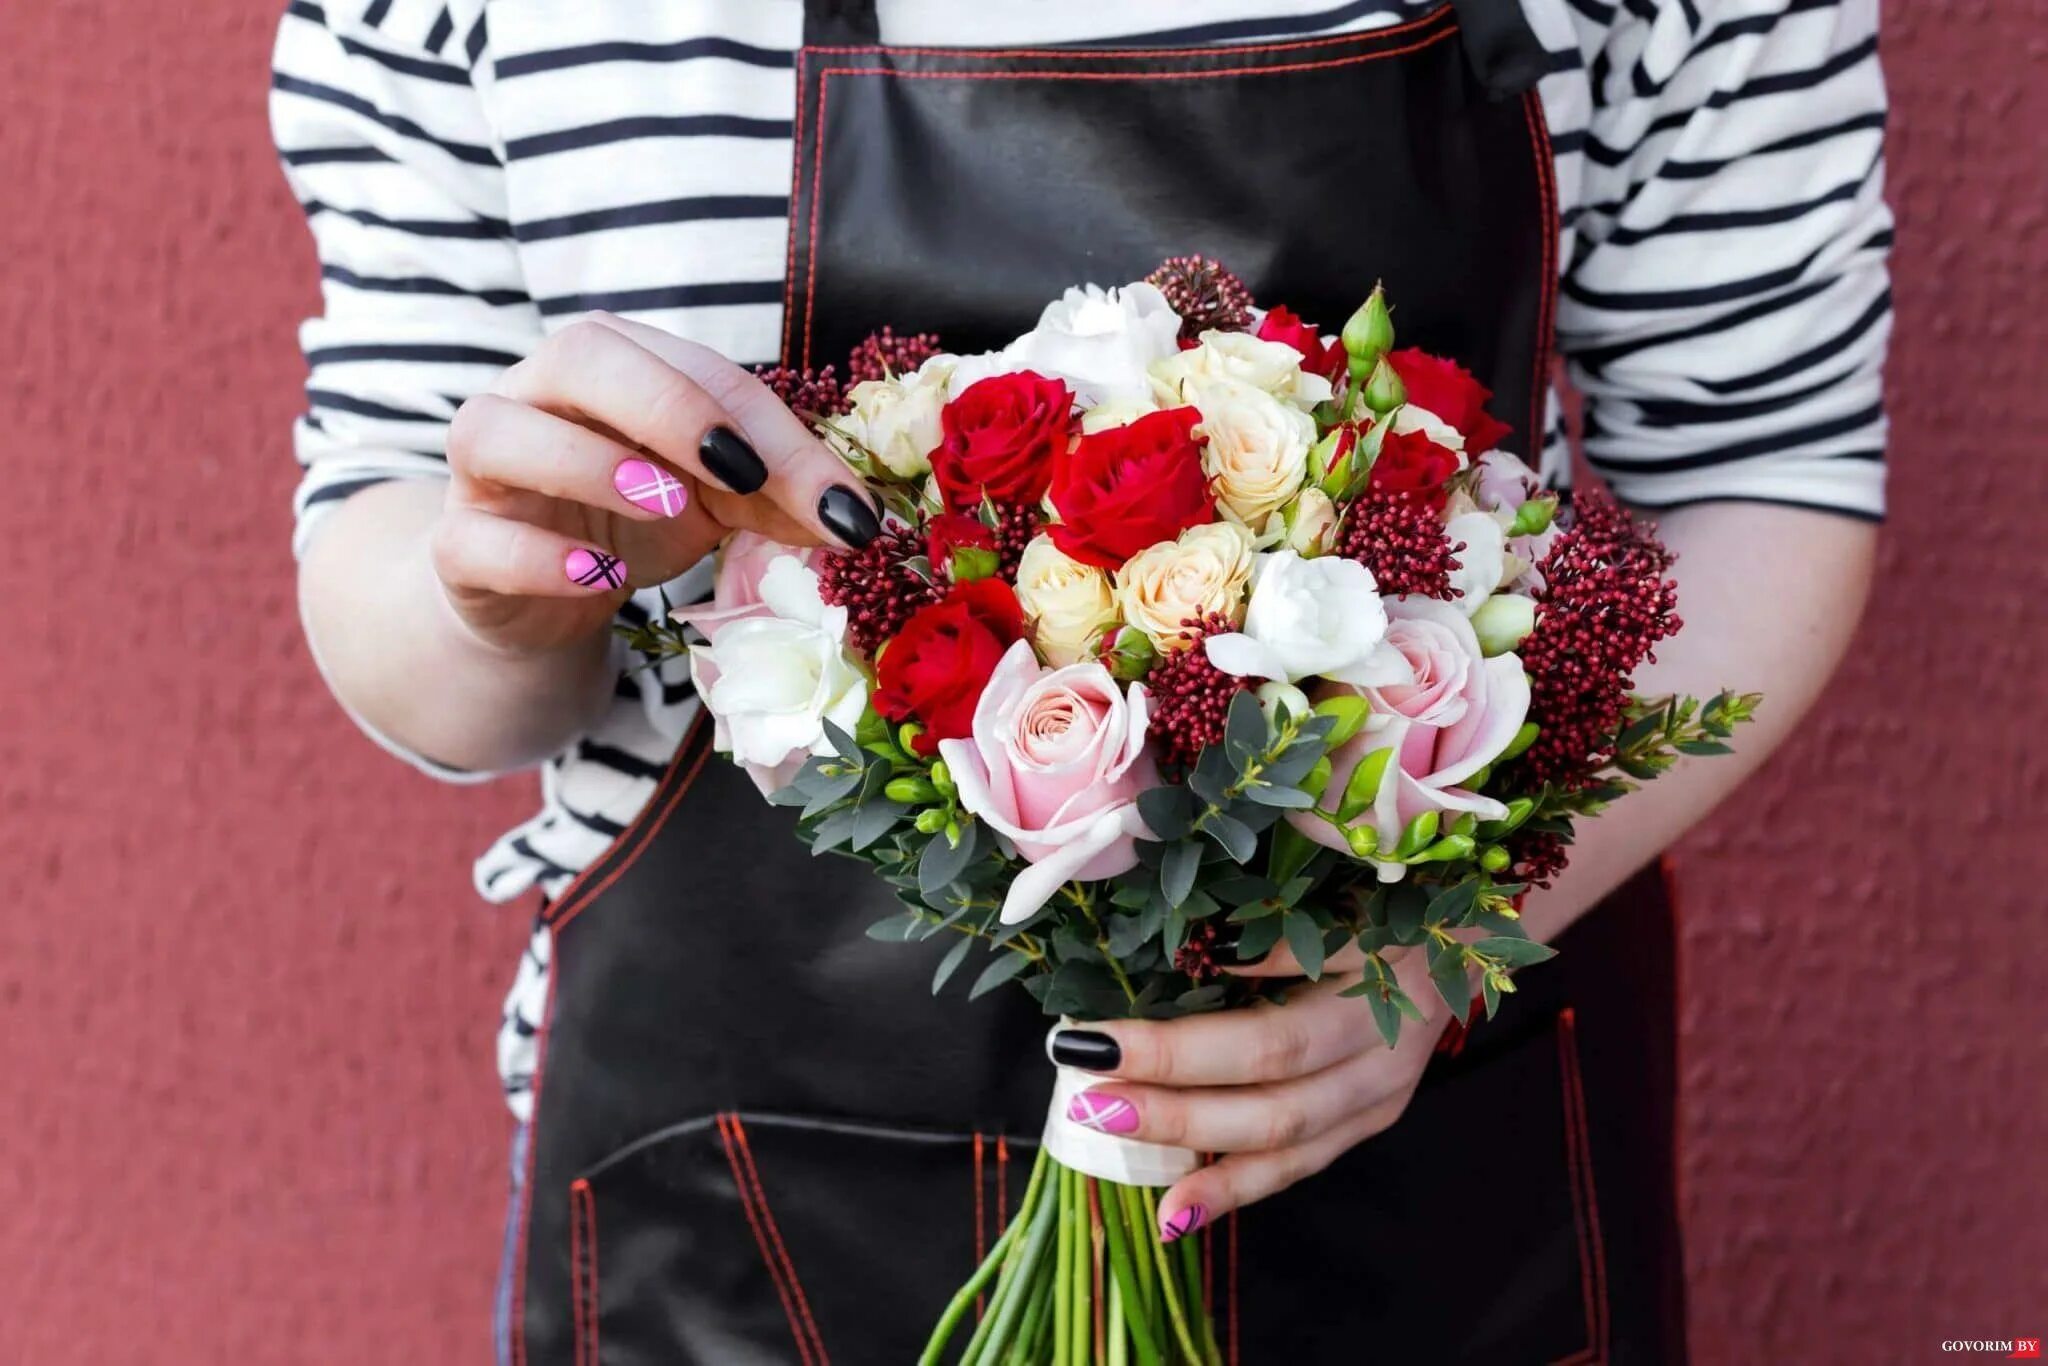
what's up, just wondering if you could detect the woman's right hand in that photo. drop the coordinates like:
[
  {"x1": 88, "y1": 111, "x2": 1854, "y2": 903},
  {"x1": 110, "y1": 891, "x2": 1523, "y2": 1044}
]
[{"x1": 436, "y1": 313, "x2": 880, "y2": 657}]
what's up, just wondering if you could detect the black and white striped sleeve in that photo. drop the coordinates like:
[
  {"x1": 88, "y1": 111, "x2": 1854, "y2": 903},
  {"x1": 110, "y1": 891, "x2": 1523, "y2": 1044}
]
[
  {"x1": 1557, "y1": 0, "x2": 1892, "y2": 521},
  {"x1": 270, "y1": 0, "x2": 542, "y2": 558}
]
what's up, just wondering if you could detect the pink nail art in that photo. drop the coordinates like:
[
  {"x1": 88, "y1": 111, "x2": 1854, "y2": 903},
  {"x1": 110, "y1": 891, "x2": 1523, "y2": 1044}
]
[
  {"x1": 1066, "y1": 1090, "x2": 1140, "y2": 1136},
  {"x1": 564, "y1": 547, "x2": 627, "y2": 592},
  {"x1": 613, "y1": 458, "x2": 688, "y2": 517},
  {"x1": 1158, "y1": 1203, "x2": 1207, "y2": 1244}
]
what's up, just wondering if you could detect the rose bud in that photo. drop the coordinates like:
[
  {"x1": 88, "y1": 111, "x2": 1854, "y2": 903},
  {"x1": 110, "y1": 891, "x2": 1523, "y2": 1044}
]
[
  {"x1": 1096, "y1": 623, "x2": 1157, "y2": 683},
  {"x1": 1341, "y1": 283, "x2": 1395, "y2": 379},
  {"x1": 1282, "y1": 488, "x2": 1341, "y2": 557},
  {"x1": 1361, "y1": 355, "x2": 1408, "y2": 417},
  {"x1": 1255, "y1": 679, "x2": 1313, "y2": 726},
  {"x1": 925, "y1": 511, "x2": 1000, "y2": 584},
  {"x1": 1509, "y1": 495, "x2": 1558, "y2": 539},
  {"x1": 1470, "y1": 593, "x2": 1537, "y2": 657}
]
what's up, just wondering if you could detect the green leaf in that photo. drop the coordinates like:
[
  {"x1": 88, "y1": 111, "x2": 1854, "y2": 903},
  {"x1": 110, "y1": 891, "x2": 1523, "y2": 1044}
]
[
  {"x1": 1267, "y1": 820, "x2": 1319, "y2": 884},
  {"x1": 1385, "y1": 885, "x2": 1428, "y2": 942},
  {"x1": 1234, "y1": 915, "x2": 1284, "y2": 963},
  {"x1": 1137, "y1": 786, "x2": 1198, "y2": 841},
  {"x1": 1189, "y1": 747, "x2": 1236, "y2": 807},
  {"x1": 864, "y1": 913, "x2": 922, "y2": 942},
  {"x1": 1226, "y1": 900, "x2": 1284, "y2": 923},
  {"x1": 1360, "y1": 985, "x2": 1403, "y2": 1048},
  {"x1": 1224, "y1": 689, "x2": 1268, "y2": 765},
  {"x1": 1283, "y1": 910, "x2": 1326, "y2": 979},
  {"x1": 1262, "y1": 741, "x2": 1325, "y2": 789},
  {"x1": 1203, "y1": 811, "x2": 1257, "y2": 863},
  {"x1": 1425, "y1": 879, "x2": 1482, "y2": 926},
  {"x1": 968, "y1": 951, "x2": 1032, "y2": 1000},
  {"x1": 1471, "y1": 936, "x2": 1558, "y2": 969},
  {"x1": 1426, "y1": 940, "x2": 1472, "y2": 1020},
  {"x1": 1160, "y1": 839, "x2": 1202, "y2": 907},
  {"x1": 931, "y1": 935, "x2": 973, "y2": 993},
  {"x1": 820, "y1": 718, "x2": 863, "y2": 765},
  {"x1": 917, "y1": 821, "x2": 978, "y2": 901},
  {"x1": 849, "y1": 799, "x2": 909, "y2": 851},
  {"x1": 1243, "y1": 781, "x2": 1316, "y2": 809},
  {"x1": 808, "y1": 806, "x2": 860, "y2": 852},
  {"x1": 1675, "y1": 739, "x2": 1734, "y2": 756}
]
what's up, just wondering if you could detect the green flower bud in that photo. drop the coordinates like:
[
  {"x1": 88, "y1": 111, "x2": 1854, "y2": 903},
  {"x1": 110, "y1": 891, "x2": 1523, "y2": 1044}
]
[
  {"x1": 914, "y1": 809, "x2": 948, "y2": 835},
  {"x1": 1312, "y1": 694, "x2": 1370, "y2": 748},
  {"x1": 1449, "y1": 812, "x2": 1479, "y2": 839},
  {"x1": 885, "y1": 776, "x2": 940, "y2": 804},
  {"x1": 1302, "y1": 755, "x2": 1334, "y2": 799},
  {"x1": 1412, "y1": 833, "x2": 1475, "y2": 864},
  {"x1": 1361, "y1": 356, "x2": 1407, "y2": 417},
  {"x1": 1470, "y1": 594, "x2": 1537, "y2": 657},
  {"x1": 1509, "y1": 495, "x2": 1557, "y2": 539},
  {"x1": 929, "y1": 760, "x2": 955, "y2": 797},
  {"x1": 1480, "y1": 845, "x2": 1512, "y2": 873},
  {"x1": 1344, "y1": 824, "x2": 1380, "y2": 860},
  {"x1": 1341, "y1": 283, "x2": 1396, "y2": 375},
  {"x1": 898, "y1": 722, "x2": 925, "y2": 753},
  {"x1": 946, "y1": 543, "x2": 1000, "y2": 584},
  {"x1": 1499, "y1": 722, "x2": 1540, "y2": 763},
  {"x1": 1394, "y1": 810, "x2": 1439, "y2": 858},
  {"x1": 1098, "y1": 624, "x2": 1156, "y2": 684},
  {"x1": 1337, "y1": 746, "x2": 1394, "y2": 823}
]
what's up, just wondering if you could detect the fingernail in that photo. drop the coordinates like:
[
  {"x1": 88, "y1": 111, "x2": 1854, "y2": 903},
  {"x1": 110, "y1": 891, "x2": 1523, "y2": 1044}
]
[
  {"x1": 1066, "y1": 1090, "x2": 1139, "y2": 1135},
  {"x1": 564, "y1": 547, "x2": 627, "y2": 592},
  {"x1": 1159, "y1": 1203, "x2": 1207, "y2": 1244},
  {"x1": 613, "y1": 458, "x2": 689, "y2": 518},
  {"x1": 817, "y1": 485, "x2": 881, "y2": 548},
  {"x1": 699, "y1": 426, "x2": 767, "y2": 493},
  {"x1": 1048, "y1": 1029, "x2": 1120, "y2": 1072}
]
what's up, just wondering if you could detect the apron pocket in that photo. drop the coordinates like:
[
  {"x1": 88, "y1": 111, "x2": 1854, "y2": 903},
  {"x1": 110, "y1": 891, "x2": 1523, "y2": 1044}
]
[
  {"x1": 568, "y1": 1111, "x2": 1027, "y2": 1366},
  {"x1": 1235, "y1": 1011, "x2": 1604, "y2": 1363}
]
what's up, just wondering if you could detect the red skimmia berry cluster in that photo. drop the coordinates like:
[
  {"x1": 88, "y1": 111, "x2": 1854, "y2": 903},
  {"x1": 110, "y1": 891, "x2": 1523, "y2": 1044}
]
[
  {"x1": 1334, "y1": 488, "x2": 1465, "y2": 599},
  {"x1": 754, "y1": 363, "x2": 844, "y2": 416},
  {"x1": 816, "y1": 528, "x2": 941, "y2": 654},
  {"x1": 1144, "y1": 612, "x2": 1259, "y2": 774},
  {"x1": 847, "y1": 326, "x2": 943, "y2": 384},
  {"x1": 987, "y1": 500, "x2": 1042, "y2": 581},
  {"x1": 1145, "y1": 254, "x2": 1255, "y2": 341},
  {"x1": 1173, "y1": 919, "x2": 1222, "y2": 981},
  {"x1": 1512, "y1": 490, "x2": 1683, "y2": 791}
]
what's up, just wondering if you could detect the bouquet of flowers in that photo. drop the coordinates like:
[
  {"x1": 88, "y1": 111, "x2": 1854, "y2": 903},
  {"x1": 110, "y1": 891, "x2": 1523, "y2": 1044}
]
[{"x1": 635, "y1": 258, "x2": 1757, "y2": 1364}]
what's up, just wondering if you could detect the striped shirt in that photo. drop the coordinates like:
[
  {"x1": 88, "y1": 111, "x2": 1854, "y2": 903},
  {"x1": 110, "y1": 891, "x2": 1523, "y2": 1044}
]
[{"x1": 269, "y1": 0, "x2": 1893, "y2": 1118}]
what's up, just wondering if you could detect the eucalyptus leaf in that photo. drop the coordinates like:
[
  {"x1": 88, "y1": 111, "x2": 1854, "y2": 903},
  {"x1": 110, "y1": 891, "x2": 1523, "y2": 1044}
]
[
  {"x1": 917, "y1": 821, "x2": 977, "y2": 900},
  {"x1": 1283, "y1": 910, "x2": 1326, "y2": 979},
  {"x1": 1243, "y1": 782, "x2": 1316, "y2": 809},
  {"x1": 1137, "y1": 786, "x2": 1197, "y2": 841},
  {"x1": 821, "y1": 718, "x2": 864, "y2": 765},
  {"x1": 1471, "y1": 936, "x2": 1558, "y2": 969},
  {"x1": 864, "y1": 913, "x2": 922, "y2": 942},
  {"x1": 848, "y1": 799, "x2": 910, "y2": 852},
  {"x1": 1160, "y1": 839, "x2": 1201, "y2": 907},
  {"x1": 1234, "y1": 915, "x2": 1285, "y2": 962},
  {"x1": 1203, "y1": 811, "x2": 1257, "y2": 864},
  {"x1": 931, "y1": 935, "x2": 973, "y2": 994},
  {"x1": 1224, "y1": 689, "x2": 1268, "y2": 765},
  {"x1": 969, "y1": 951, "x2": 1032, "y2": 999}
]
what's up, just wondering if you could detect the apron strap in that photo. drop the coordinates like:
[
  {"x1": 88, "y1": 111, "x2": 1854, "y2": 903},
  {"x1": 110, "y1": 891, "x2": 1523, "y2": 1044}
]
[
  {"x1": 1448, "y1": 0, "x2": 1552, "y2": 98},
  {"x1": 803, "y1": 0, "x2": 882, "y2": 47}
]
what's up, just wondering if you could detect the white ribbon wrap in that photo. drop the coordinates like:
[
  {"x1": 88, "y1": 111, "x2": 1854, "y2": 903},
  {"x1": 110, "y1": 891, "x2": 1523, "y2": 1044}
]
[{"x1": 1042, "y1": 1063, "x2": 1202, "y2": 1186}]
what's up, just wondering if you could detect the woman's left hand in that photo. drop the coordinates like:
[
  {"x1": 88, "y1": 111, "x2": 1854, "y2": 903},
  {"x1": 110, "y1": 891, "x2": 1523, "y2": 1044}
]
[{"x1": 1048, "y1": 943, "x2": 1459, "y2": 1242}]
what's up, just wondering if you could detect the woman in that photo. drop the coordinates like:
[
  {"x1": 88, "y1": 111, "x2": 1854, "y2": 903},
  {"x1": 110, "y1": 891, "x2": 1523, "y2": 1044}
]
[{"x1": 272, "y1": 1, "x2": 1889, "y2": 1360}]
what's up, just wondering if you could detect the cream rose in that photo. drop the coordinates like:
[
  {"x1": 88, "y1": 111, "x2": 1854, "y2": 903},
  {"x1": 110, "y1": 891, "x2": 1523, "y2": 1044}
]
[
  {"x1": 1014, "y1": 534, "x2": 1121, "y2": 666},
  {"x1": 829, "y1": 355, "x2": 953, "y2": 479},
  {"x1": 1112, "y1": 521, "x2": 1256, "y2": 652},
  {"x1": 1181, "y1": 375, "x2": 1315, "y2": 542},
  {"x1": 1150, "y1": 329, "x2": 1334, "y2": 411},
  {"x1": 1281, "y1": 488, "x2": 1341, "y2": 557}
]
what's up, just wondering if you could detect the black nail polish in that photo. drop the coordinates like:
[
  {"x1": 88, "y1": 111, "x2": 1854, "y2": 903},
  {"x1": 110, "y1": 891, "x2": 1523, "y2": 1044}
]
[
  {"x1": 817, "y1": 485, "x2": 881, "y2": 548},
  {"x1": 1050, "y1": 1030, "x2": 1121, "y2": 1073},
  {"x1": 700, "y1": 426, "x2": 767, "y2": 493}
]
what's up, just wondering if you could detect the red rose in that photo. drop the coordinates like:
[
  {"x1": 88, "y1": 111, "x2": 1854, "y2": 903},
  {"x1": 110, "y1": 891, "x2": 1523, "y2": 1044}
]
[
  {"x1": 1388, "y1": 348, "x2": 1511, "y2": 455},
  {"x1": 1047, "y1": 407, "x2": 1215, "y2": 570},
  {"x1": 925, "y1": 511, "x2": 998, "y2": 582},
  {"x1": 1369, "y1": 426, "x2": 1464, "y2": 498},
  {"x1": 931, "y1": 372, "x2": 1072, "y2": 510},
  {"x1": 1256, "y1": 306, "x2": 1344, "y2": 381},
  {"x1": 873, "y1": 578, "x2": 1026, "y2": 753}
]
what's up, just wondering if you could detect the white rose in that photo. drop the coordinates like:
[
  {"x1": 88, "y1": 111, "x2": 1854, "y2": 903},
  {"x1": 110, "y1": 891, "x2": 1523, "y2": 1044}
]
[
  {"x1": 1183, "y1": 376, "x2": 1315, "y2": 544},
  {"x1": 998, "y1": 281, "x2": 1184, "y2": 408},
  {"x1": 1014, "y1": 534, "x2": 1121, "y2": 666},
  {"x1": 1150, "y1": 330, "x2": 1334, "y2": 412},
  {"x1": 944, "y1": 349, "x2": 1016, "y2": 400},
  {"x1": 830, "y1": 355, "x2": 952, "y2": 479},
  {"x1": 1392, "y1": 402, "x2": 1468, "y2": 458},
  {"x1": 1204, "y1": 551, "x2": 1412, "y2": 687},
  {"x1": 1112, "y1": 521, "x2": 1256, "y2": 652},
  {"x1": 1445, "y1": 510, "x2": 1509, "y2": 615},
  {"x1": 1079, "y1": 393, "x2": 1162, "y2": 433},
  {"x1": 687, "y1": 557, "x2": 869, "y2": 785}
]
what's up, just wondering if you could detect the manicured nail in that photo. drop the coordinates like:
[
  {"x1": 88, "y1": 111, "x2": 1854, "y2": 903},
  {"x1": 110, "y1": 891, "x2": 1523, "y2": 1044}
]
[
  {"x1": 700, "y1": 426, "x2": 767, "y2": 493},
  {"x1": 1066, "y1": 1090, "x2": 1139, "y2": 1135},
  {"x1": 613, "y1": 458, "x2": 688, "y2": 517},
  {"x1": 564, "y1": 547, "x2": 627, "y2": 592},
  {"x1": 1159, "y1": 1203, "x2": 1207, "y2": 1244},
  {"x1": 1048, "y1": 1029, "x2": 1121, "y2": 1073},
  {"x1": 817, "y1": 485, "x2": 881, "y2": 547}
]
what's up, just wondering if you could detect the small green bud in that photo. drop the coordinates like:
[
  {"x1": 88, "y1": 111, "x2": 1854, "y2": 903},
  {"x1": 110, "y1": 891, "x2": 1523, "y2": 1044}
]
[
  {"x1": 1465, "y1": 763, "x2": 1492, "y2": 791},
  {"x1": 1312, "y1": 694, "x2": 1371, "y2": 748},
  {"x1": 1341, "y1": 283, "x2": 1396, "y2": 375},
  {"x1": 1097, "y1": 625, "x2": 1156, "y2": 684},
  {"x1": 1499, "y1": 722, "x2": 1540, "y2": 763},
  {"x1": 946, "y1": 544, "x2": 1000, "y2": 584},
  {"x1": 898, "y1": 722, "x2": 925, "y2": 753},
  {"x1": 1412, "y1": 833, "x2": 1475, "y2": 864},
  {"x1": 1361, "y1": 356, "x2": 1407, "y2": 417},
  {"x1": 1470, "y1": 594, "x2": 1537, "y2": 657},
  {"x1": 944, "y1": 819, "x2": 962, "y2": 847},
  {"x1": 1480, "y1": 845, "x2": 1512, "y2": 873},
  {"x1": 885, "y1": 776, "x2": 940, "y2": 804},
  {"x1": 929, "y1": 761, "x2": 955, "y2": 797},
  {"x1": 1449, "y1": 812, "x2": 1479, "y2": 839},
  {"x1": 1337, "y1": 746, "x2": 1394, "y2": 823},
  {"x1": 1509, "y1": 495, "x2": 1557, "y2": 539},
  {"x1": 1344, "y1": 824, "x2": 1380, "y2": 860},
  {"x1": 914, "y1": 809, "x2": 948, "y2": 834},
  {"x1": 1302, "y1": 755, "x2": 1334, "y2": 799},
  {"x1": 1394, "y1": 810, "x2": 1440, "y2": 858}
]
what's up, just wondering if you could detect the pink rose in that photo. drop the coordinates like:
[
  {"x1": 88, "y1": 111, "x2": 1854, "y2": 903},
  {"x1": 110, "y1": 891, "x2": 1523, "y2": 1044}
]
[
  {"x1": 1290, "y1": 598, "x2": 1530, "y2": 869},
  {"x1": 672, "y1": 531, "x2": 818, "y2": 642},
  {"x1": 938, "y1": 640, "x2": 1160, "y2": 923}
]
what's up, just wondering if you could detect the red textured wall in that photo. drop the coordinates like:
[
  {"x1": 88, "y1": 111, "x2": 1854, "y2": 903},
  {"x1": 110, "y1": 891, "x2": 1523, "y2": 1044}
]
[{"x1": 0, "y1": 3, "x2": 2040, "y2": 1362}]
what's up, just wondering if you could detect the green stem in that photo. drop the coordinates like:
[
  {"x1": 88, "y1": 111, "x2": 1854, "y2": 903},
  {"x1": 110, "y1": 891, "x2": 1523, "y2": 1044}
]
[
  {"x1": 955, "y1": 1148, "x2": 1053, "y2": 1366},
  {"x1": 1096, "y1": 1181, "x2": 1163, "y2": 1366},
  {"x1": 1176, "y1": 1230, "x2": 1218, "y2": 1366},
  {"x1": 1107, "y1": 1277, "x2": 1128, "y2": 1366},
  {"x1": 918, "y1": 1219, "x2": 1022, "y2": 1365},
  {"x1": 976, "y1": 1175, "x2": 1059, "y2": 1365},
  {"x1": 1116, "y1": 1185, "x2": 1158, "y2": 1324},
  {"x1": 1077, "y1": 1183, "x2": 1097, "y2": 1366},
  {"x1": 1138, "y1": 1188, "x2": 1206, "y2": 1365},
  {"x1": 1053, "y1": 1165, "x2": 1074, "y2": 1366}
]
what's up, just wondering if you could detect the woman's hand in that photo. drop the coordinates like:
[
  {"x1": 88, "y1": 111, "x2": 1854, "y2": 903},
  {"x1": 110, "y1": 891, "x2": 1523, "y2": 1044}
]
[
  {"x1": 436, "y1": 313, "x2": 879, "y2": 656},
  {"x1": 1048, "y1": 943, "x2": 1457, "y2": 1242}
]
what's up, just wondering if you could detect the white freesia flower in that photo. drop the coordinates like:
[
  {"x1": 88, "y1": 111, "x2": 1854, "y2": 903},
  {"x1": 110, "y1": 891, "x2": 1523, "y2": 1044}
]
[
  {"x1": 830, "y1": 354, "x2": 953, "y2": 479},
  {"x1": 1150, "y1": 329, "x2": 1334, "y2": 411},
  {"x1": 997, "y1": 281, "x2": 1184, "y2": 407},
  {"x1": 687, "y1": 557, "x2": 869, "y2": 790},
  {"x1": 1183, "y1": 375, "x2": 1316, "y2": 543},
  {"x1": 1445, "y1": 510, "x2": 1509, "y2": 616},
  {"x1": 1203, "y1": 551, "x2": 1412, "y2": 687}
]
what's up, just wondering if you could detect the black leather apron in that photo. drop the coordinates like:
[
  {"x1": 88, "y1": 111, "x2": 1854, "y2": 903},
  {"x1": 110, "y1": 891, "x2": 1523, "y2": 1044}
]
[{"x1": 512, "y1": 4, "x2": 1688, "y2": 1362}]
